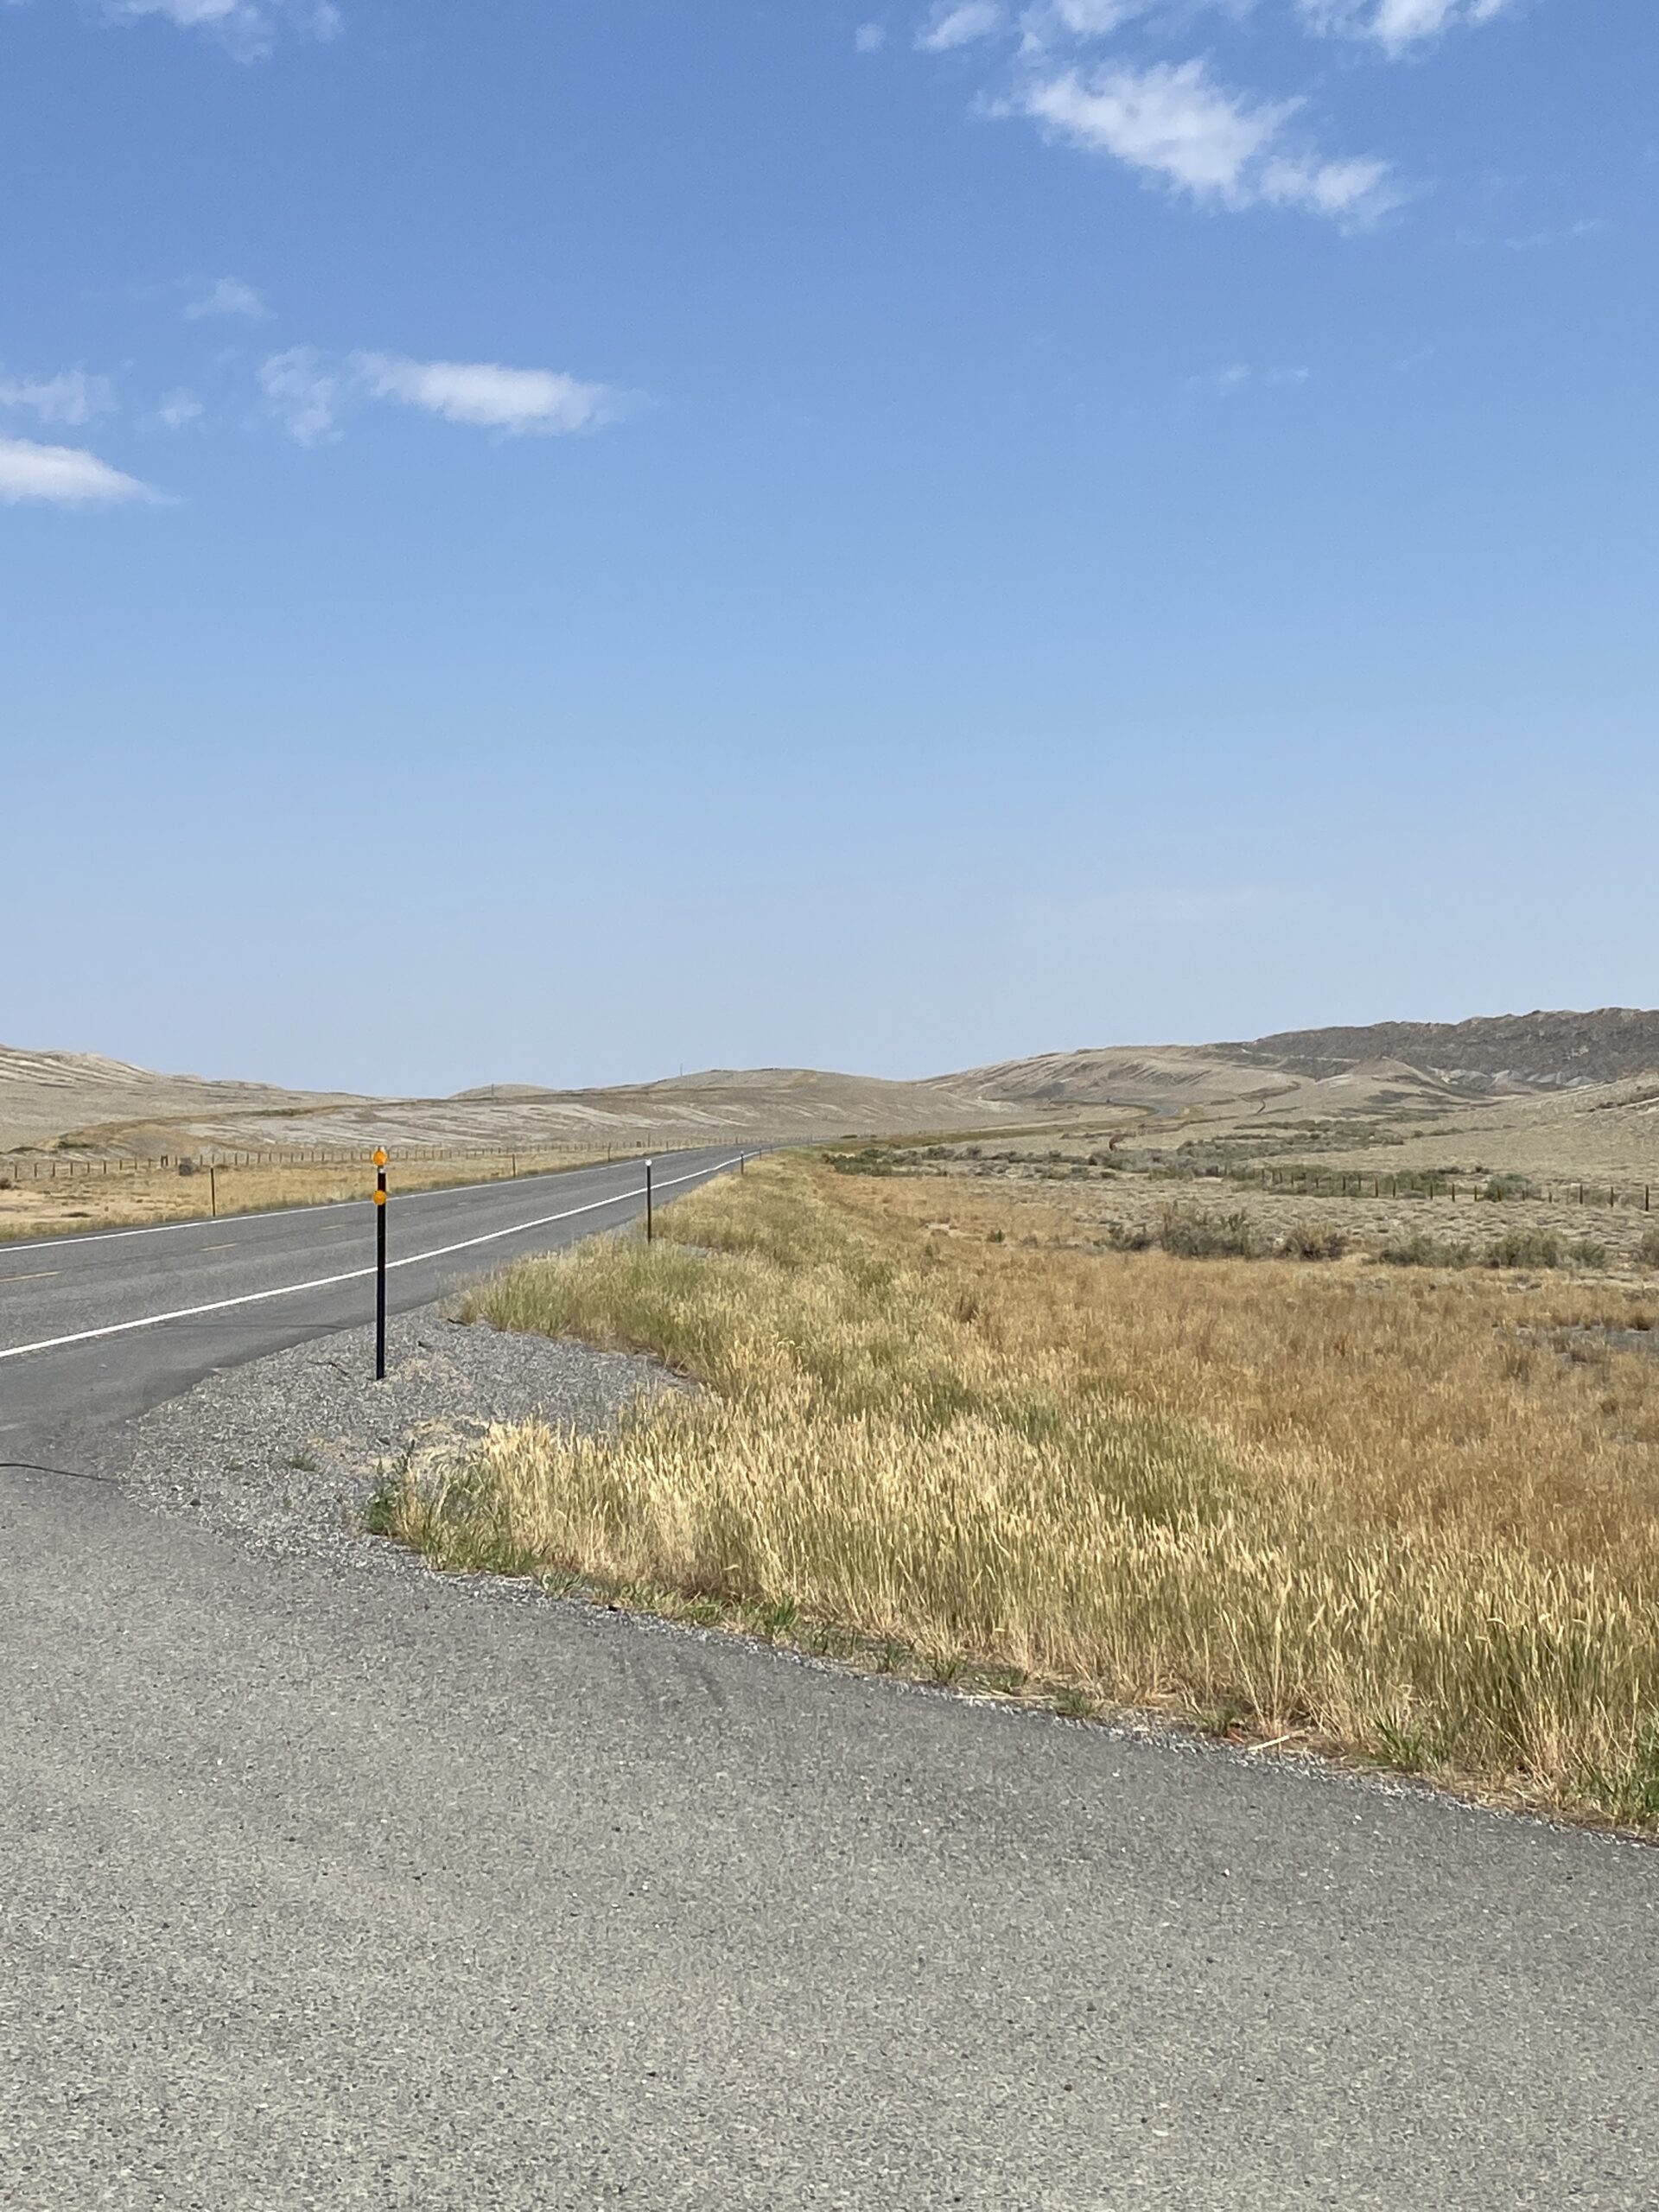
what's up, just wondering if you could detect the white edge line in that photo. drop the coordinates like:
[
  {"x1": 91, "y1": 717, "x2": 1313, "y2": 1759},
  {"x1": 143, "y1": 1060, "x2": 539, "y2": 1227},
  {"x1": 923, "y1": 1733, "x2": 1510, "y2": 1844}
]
[
  {"x1": 0, "y1": 1160, "x2": 738, "y2": 1366},
  {"x1": 0, "y1": 1153, "x2": 676, "y2": 1257}
]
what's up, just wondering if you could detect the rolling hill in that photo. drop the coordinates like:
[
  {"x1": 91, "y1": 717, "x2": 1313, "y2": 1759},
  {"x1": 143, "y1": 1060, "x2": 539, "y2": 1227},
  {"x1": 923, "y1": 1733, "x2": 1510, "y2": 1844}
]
[{"x1": 7, "y1": 1007, "x2": 1658, "y2": 1157}]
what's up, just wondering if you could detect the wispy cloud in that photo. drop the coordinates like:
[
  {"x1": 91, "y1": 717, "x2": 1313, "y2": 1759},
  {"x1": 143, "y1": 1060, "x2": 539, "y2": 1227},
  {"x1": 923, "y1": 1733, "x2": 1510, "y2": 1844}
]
[
  {"x1": 855, "y1": 19, "x2": 888, "y2": 51},
  {"x1": 257, "y1": 348, "x2": 629, "y2": 444},
  {"x1": 1017, "y1": 0, "x2": 1154, "y2": 51},
  {"x1": 101, "y1": 0, "x2": 340, "y2": 61},
  {"x1": 0, "y1": 435, "x2": 154, "y2": 505},
  {"x1": 184, "y1": 276, "x2": 270, "y2": 321},
  {"x1": 1298, "y1": 0, "x2": 1517, "y2": 53},
  {"x1": 152, "y1": 389, "x2": 207, "y2": 430},
  {"x1": 0, "y1": 369, "x2": 116, "y2": 427},
  {"x1": 258, "y1": 347, "x2": 340, "y2": 445},
  {"x1": 917, "y1": 1, "x2": 1004, "y2": 52},
  {"x1": 1454, "y1": 216, "x2": 1607, "y2": 251},
  {"x1": 1011, "y1": 59, "x2": 1396, "y2": 220},
  {"x1": 1186, "y1": 362, "x2": 1310, "y2": 394},
  {"x1": 351, "y1": 354, "x2": 625, "y2": 435}
]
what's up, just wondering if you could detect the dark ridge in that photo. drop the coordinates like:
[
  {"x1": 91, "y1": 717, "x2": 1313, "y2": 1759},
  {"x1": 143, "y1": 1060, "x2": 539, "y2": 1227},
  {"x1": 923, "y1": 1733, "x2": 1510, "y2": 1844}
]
[{"x1": 1217, "y1": 1008, "x2": 1659, "y2": 1090}]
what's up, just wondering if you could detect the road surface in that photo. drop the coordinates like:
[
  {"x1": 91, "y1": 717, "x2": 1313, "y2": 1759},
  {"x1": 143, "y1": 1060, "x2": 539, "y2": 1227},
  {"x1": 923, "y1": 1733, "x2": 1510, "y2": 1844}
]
[
  {"x1": 0, "y1": 1147, "x2": 738, "y2": 1459},
  {"x1": 0, "y1": 1147, "x2": 1653, "y2": 2208}
]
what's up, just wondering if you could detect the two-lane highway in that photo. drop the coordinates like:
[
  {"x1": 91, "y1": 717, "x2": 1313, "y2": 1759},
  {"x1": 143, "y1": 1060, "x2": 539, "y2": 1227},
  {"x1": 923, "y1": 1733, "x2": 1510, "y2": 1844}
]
[
  {"x1": 4, "y1": 1141, "x2": 1656, "y2": 2209},
  {"x1": 0, "y1": 1147, "x2": 740, "y2": 1456}
]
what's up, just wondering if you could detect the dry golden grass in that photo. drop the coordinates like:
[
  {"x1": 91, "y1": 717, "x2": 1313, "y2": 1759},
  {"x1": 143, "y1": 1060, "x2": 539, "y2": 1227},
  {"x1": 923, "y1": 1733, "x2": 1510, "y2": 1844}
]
[
  {"x1": 379, "y1": 1154, "x2": 1659, "y2": 1827},
  {"x1": 0, "y1": 1148, "x2": 612, "y2": 1241}
]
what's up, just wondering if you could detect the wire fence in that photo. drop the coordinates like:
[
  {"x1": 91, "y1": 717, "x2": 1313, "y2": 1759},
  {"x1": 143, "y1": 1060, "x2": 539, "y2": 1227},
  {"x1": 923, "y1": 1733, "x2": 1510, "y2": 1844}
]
[
  {"x1": 0, "y1": 1133, "x2": 780, "y2": 1185},
  {"x1": 1241, "y1": 1166, "x2": 1655, "y2": 1211}
]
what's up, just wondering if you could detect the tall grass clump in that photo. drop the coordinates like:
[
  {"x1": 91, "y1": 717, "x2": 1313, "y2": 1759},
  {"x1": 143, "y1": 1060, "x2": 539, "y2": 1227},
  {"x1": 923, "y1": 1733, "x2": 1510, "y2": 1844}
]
[{"x1": 382, "y1": 1157, "x2": 1659, "y2": 1827}]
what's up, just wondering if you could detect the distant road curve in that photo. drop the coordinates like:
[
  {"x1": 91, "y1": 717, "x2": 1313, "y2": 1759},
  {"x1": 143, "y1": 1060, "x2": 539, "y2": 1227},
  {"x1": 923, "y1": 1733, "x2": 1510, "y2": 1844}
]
[{"x1": 0, "y1": 1147, "x2": 741, "y2": 1453}]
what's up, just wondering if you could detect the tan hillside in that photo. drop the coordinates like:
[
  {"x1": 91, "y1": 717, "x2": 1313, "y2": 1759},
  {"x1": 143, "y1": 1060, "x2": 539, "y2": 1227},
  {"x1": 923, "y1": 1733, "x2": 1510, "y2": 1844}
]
[
  {"x1": 147, "y1": 1065, "x2": 1020, "y2": 1155},
  {"x1": 3, "y1": 1045, "x2": 1032, "y2": 1160},
  {"x1": 10, "y1": 1007, "x2": 1659, "y2": 1179},
  {"x1": 0, "y1": 1043, "x2": 362, "y2": 1154},
  {"x1": 933, "y1": 1044, "x2": 1303, "y2": 1114}
]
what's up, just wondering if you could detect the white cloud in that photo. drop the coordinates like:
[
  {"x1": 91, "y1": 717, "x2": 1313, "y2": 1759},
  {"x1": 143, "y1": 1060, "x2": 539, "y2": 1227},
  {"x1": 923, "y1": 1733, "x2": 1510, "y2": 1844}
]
[
  {"x1": 1260, "y1": 149, "x2": 1395, "y2": 217},
  {"x1": 154, "y1": 389, "x2": 207, "y2": 429},
  {"x1": 351, "y1": 354, "x2": 623, "y2": 435},
  {"x1": 1049, "y1": 0, "x2": 1147, "y2": 28},
  {"x1": 1017, "y1": 60, "x2": 1287, "y2": 194},
  {"x1": 0, "y1": 370, "x2": 116, "y2": 426},
  {"x1": 1019, "y1": 0, "x2": 1151, "y2": 51},
  {"x1": 1186, "y1": 361, "x2": 1310, "y2": 393},
  {"x1": 256, "y1": 347, "x2": 627, "y2": 445},
  {"x1": 102, "y1": 0, "x2": 340, "y2": 61},
  {"x1": 0, "y1": 435, "x2": 153, "y2": 505},
  {"x1": 1189, "y1": 362, "x2": 1253, "y2": 393},
  {"x1": 258, "y1": 347, "x2": 340, "y2": 444},
  {"x1": 1011, "y1": 59, "x2": 1396, "y2": 219},
  {"x1": 1502, "y1": 217, "x2": 1606, "y2": 250},
  {"x1": 917, "y1": 1, "x2": 1004, "y2": 52},
  {"x1": 1298, "y1": 0, "x2": 1516, "y2": 52},
  {"x1": 1453, "y1": 216, "x2": 1607, "y2": 252},
  {"x1": 855, "y1": 19, "x2": 887, "y2": 49},
  {"x1": 184, "y1": 276, "x2": 270, "y2": 321}
]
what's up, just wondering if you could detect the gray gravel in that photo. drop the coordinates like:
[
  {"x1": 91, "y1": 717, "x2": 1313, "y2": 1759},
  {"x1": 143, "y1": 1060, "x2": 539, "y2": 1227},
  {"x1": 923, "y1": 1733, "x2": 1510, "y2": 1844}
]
[{"x1": 118, "y1": 1303, "x2": 677, "y2": 1575}]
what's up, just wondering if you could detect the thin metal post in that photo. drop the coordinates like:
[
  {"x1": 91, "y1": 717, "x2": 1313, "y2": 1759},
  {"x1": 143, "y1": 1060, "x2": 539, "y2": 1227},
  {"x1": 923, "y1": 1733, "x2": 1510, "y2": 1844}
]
[
  {"x1": 645, "y1": 1157, "x2": 654, "y2": 1243},
  {"x1": 210, "y1": 1165, "x2": 217, "y2": 1219},
  {"x1": 373, "y1": 1147, "x2": 389, "y2": 1382}
]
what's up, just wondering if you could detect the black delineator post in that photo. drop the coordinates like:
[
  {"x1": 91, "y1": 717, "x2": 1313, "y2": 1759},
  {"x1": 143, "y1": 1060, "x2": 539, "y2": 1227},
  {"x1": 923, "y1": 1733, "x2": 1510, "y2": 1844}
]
[
  {"x1": 645, "y1": 1156, "x2": 654, "y2": 1243},
  {"x1": 373, "y1": 1147, "x2": 389, "y2": 1382}
]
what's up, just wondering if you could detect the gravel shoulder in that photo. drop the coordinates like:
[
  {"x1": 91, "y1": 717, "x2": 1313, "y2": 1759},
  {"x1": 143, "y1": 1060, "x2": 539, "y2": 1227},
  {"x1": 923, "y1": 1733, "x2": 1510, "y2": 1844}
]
[{"x1": 117, "y1": 1303, "x2": 678, "y2": 1577}]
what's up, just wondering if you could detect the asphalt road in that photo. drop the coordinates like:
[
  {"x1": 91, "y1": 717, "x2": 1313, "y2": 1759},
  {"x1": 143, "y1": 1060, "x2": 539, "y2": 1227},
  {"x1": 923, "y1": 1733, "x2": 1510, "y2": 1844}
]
[
  {"x1": 0, "y1": 1147, "x2": 738, "y2": 1459},
  {"x1": 2, "y1": 1148, "x2": 1655, "y2": 2207}
]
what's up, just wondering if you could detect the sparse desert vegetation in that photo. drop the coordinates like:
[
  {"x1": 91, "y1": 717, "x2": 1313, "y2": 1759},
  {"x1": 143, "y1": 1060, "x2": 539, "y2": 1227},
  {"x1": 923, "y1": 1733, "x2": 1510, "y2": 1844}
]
[{"x1": 376, "y1": 1152, "x2": 1659, "y2": 1830}]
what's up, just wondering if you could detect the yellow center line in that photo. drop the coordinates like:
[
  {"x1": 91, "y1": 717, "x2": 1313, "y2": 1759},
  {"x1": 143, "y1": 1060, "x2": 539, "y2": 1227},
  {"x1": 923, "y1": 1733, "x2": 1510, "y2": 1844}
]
[
  {"x1": 0, "y1": 1268, "x2": 60, "y2": 1282},
  {"x1": 200, "y1": 1242, "x2": 238, "y2": 1251}
]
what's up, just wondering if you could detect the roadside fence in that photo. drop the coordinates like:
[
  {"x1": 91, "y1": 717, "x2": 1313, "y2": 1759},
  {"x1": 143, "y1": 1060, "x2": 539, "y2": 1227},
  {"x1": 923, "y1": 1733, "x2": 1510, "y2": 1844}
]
[
  {"x1": 1241, "y1": 1166, "x2": 1655, "y2": 1211},
  {"x1": 0, "y1": 1134, "x2": 780, "y2": 1184}
]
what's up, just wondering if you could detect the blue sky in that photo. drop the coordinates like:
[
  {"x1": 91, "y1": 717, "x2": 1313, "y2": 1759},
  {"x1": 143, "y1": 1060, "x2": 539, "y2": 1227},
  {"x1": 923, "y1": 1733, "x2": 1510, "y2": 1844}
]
[{"x1": 2, "y1": 0, "x2": 1653, "y2": 1093}]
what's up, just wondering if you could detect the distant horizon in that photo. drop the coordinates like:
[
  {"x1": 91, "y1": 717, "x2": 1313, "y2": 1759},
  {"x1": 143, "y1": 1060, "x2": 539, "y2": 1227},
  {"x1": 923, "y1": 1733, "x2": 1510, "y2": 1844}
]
[{"x1": 10, "y1": 1001, "x2": 1659, "y2": 1103}]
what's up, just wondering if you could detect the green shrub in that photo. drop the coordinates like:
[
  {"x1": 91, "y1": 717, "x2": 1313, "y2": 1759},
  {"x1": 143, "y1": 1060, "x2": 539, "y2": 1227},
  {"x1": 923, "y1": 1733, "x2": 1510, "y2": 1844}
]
[
  {"x1": 1103, "y1": 1221, "x2": 1155, "y2": 1253},
  {"x1": 1157, "y1": 1207, "x2": 1261, "y2": 1260},
  {"x1": 1278, "y1": 1221, "x2": 1350, "y2": 1261},
  {"x1": 1638, "y1": 1228, "x2": 1659, "y2": 1269},
  {"x1": 1378, "y1": 1233, "x2": 1475, "y2": 1269},
  {"x1": 1484, "y1": 1229, "x2": 1565, "y2": 1270}
]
